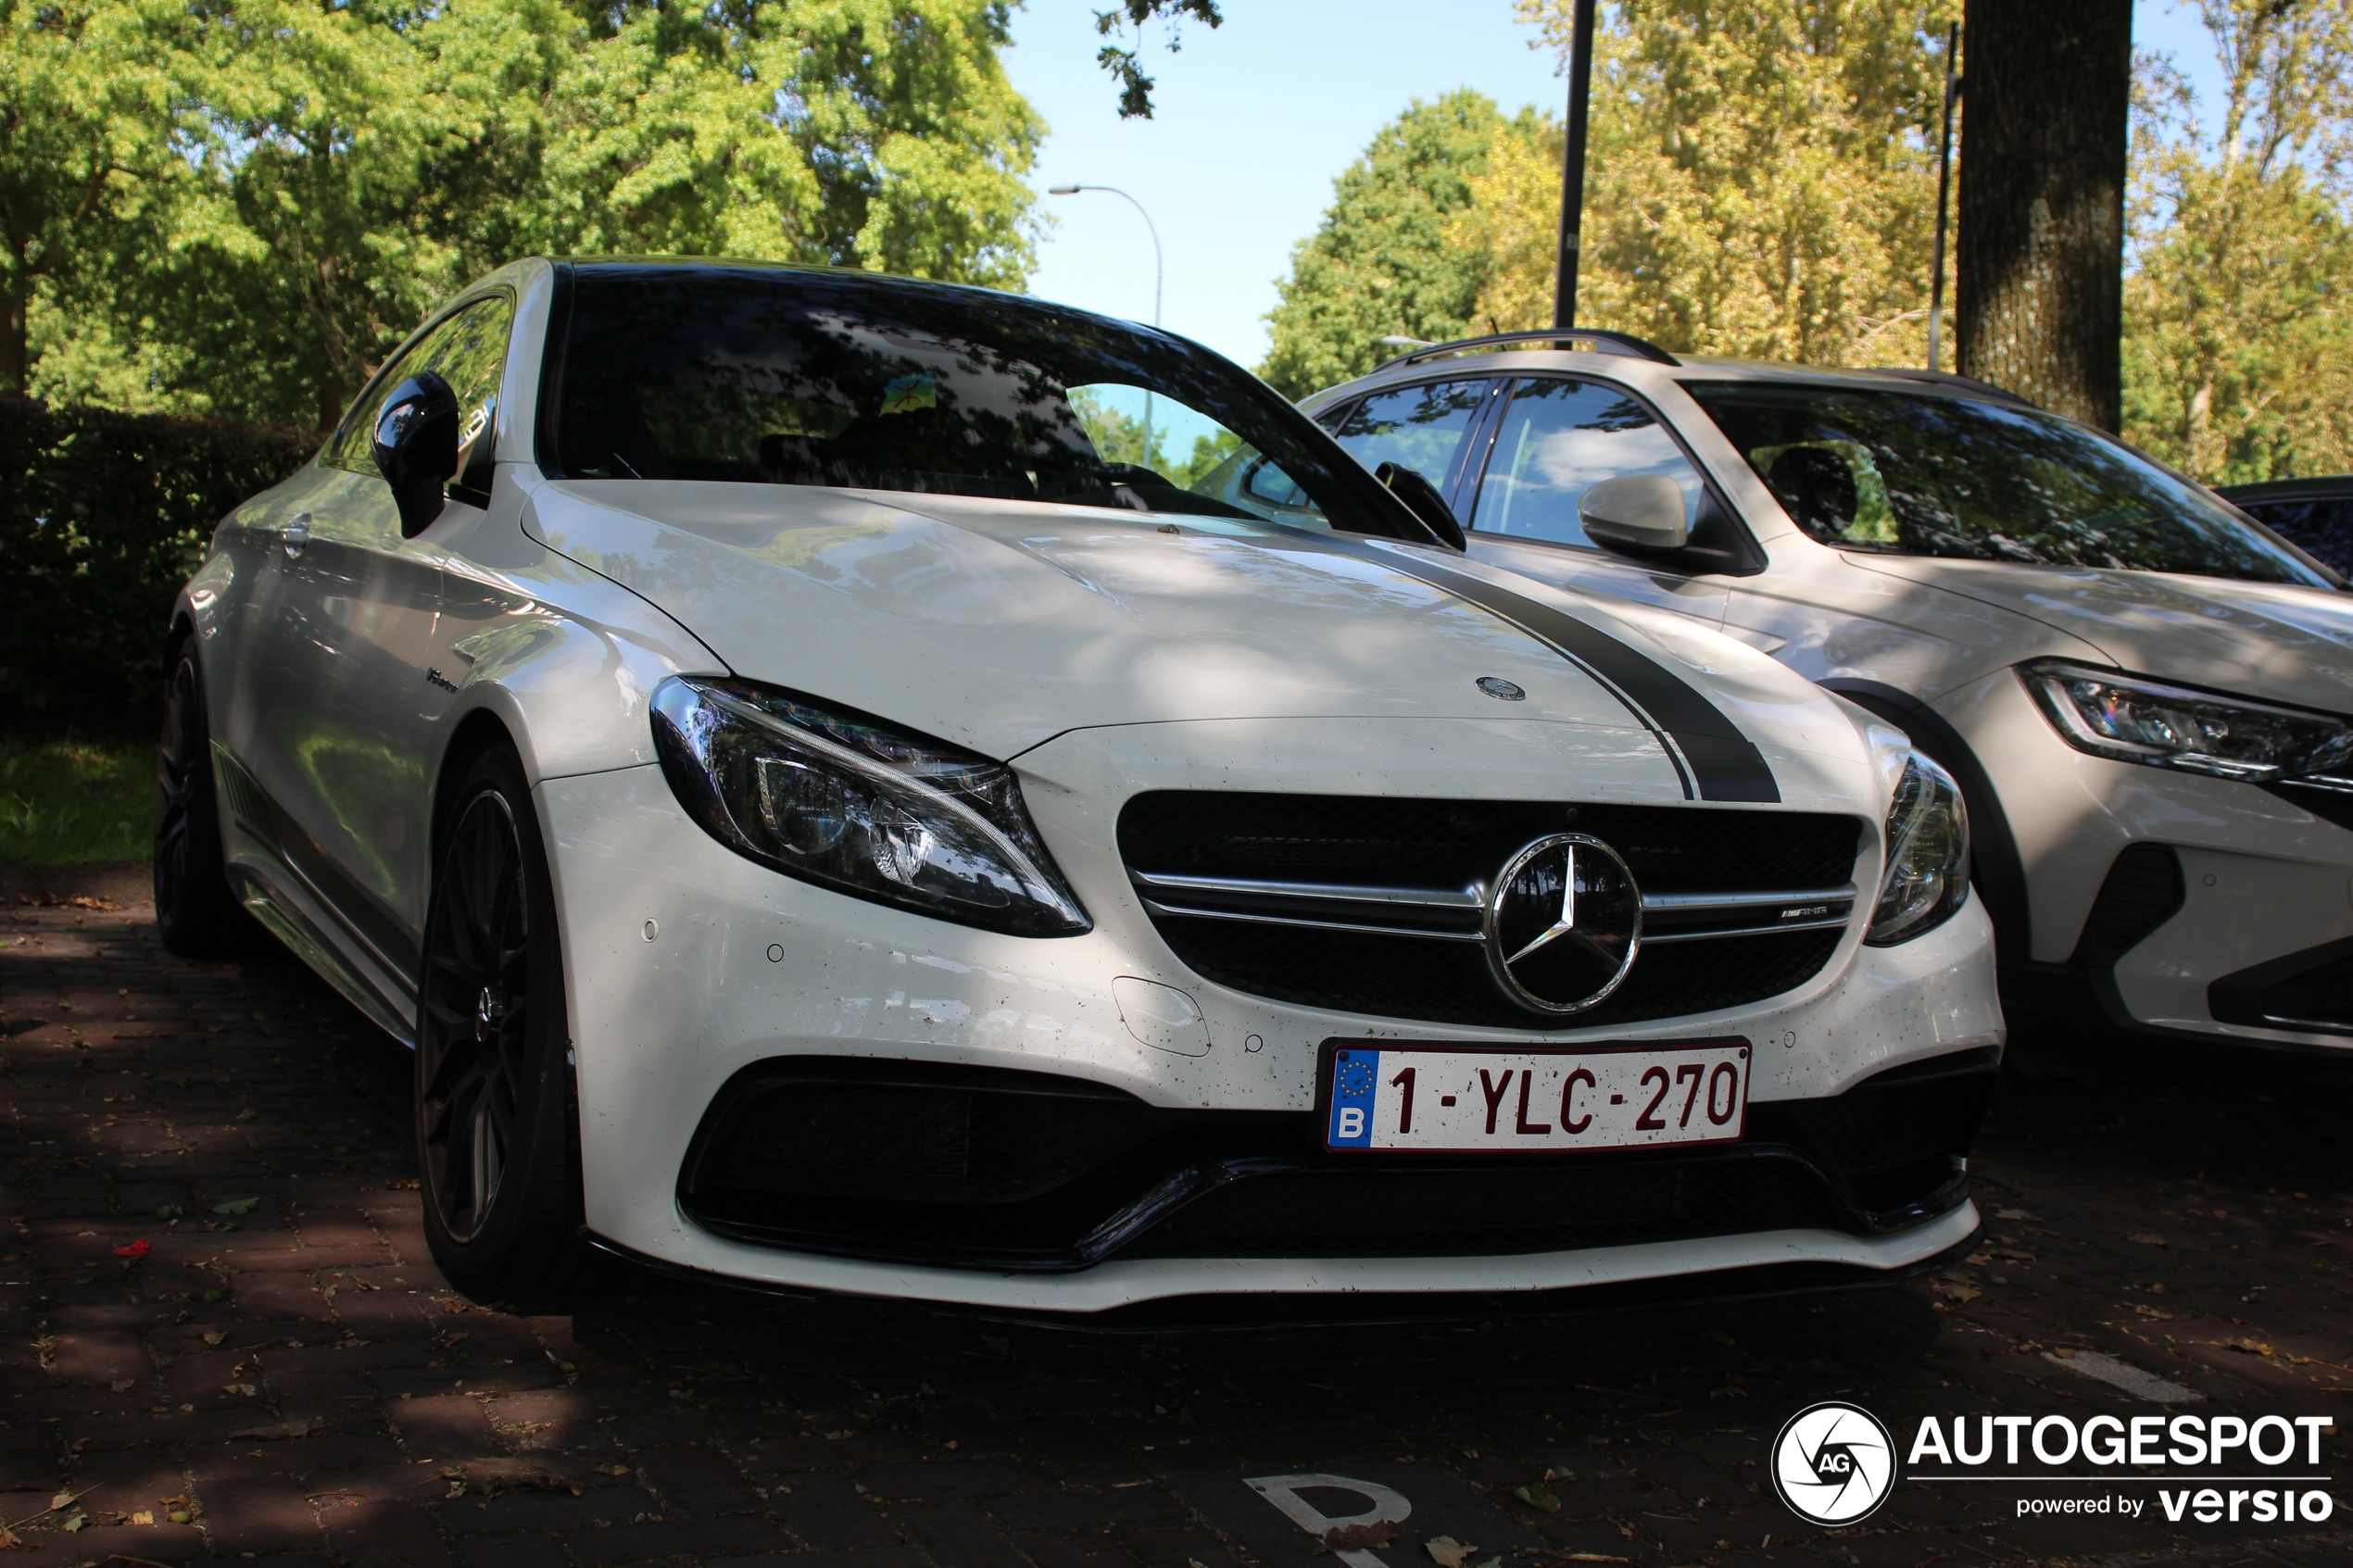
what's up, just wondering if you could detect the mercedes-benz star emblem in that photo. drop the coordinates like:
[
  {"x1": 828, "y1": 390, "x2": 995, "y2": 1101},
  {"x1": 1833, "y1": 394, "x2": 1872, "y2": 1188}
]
[{"x1": 1483, "y1": 833, "x2": 1642, "y2": 1014}]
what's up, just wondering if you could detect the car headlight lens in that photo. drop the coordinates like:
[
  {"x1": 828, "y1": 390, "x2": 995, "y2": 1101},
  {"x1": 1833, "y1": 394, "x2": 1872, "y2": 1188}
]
[
  {"x1": 1867, "y1": 748, "x2": 1970, "y2": 947},
  {"x1": 650, "y1": 676, "x2": 1090, "y2": 936},
  {"x1": 2020, "y1": 659, "x2": 2353, "y2": 786}
]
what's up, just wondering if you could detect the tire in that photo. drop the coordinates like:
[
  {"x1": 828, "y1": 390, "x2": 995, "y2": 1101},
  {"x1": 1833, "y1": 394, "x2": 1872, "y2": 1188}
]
[
  {"x1": 414, "y1": 744, "x2": 601, "y2": 1307},
  {"x1": 154, "y1": 640, "x2": 256, "y2": 958}
]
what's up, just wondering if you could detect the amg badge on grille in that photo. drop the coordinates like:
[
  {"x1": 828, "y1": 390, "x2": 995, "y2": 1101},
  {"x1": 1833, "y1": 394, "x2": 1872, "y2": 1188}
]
[{"x1": 1483, "y1": 834, "x2": 1642, "y2": 1013}]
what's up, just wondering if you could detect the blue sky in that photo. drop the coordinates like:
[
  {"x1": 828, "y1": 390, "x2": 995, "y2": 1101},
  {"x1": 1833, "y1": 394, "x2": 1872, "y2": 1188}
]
[{"x1": 1002, "y1": 0, "x2": 2226, "y2": 370}]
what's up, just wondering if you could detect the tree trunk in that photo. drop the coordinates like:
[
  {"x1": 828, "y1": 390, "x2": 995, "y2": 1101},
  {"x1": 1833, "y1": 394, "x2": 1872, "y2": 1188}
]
[
  {"x1": 1955, "y1": 0, "x2": 2133, "y2": 431},
  {"x1": 0, "y1": 285, "x2": 27, "y2": 397}
]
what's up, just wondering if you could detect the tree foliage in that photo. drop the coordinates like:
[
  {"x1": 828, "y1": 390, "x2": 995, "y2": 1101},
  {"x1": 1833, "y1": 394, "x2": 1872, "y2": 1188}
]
[
  {"x1": 1466, "y1": 0, "x2": 1960, "y2": 366},
  {"x1": 1259, "y1": 90, "x2": 1518, "y2": 399},
  {"x1": 18, "y1": 0, "x2": 1045, "y2": 428},
  {"x1": 2121, "y1": 0, "x2": 2353, "y2": 483}
]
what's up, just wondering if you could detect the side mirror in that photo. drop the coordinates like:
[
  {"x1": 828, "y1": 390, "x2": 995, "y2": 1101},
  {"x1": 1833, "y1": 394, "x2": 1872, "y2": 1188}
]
[
  {"x1": 1375, "y1": 460, "x2": 1466, "y2": 551},
  {"x1": 1579, "y1": 474, "x2": 1690, "y2": 554},
  {"x1": 372, "y1": 370, "x2": 459, "y2": 538}
]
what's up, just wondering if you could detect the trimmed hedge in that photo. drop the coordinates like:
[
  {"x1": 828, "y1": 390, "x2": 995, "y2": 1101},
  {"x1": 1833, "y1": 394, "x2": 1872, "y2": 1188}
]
[{"x1": 0, "y1": 398, "x2": 315, "y2": 734}]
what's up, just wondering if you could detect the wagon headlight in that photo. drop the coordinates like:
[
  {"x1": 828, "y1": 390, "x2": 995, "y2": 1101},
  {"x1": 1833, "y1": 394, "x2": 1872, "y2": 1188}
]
[
  {"x1": 1867, "y1": 749, "x2": 1970, "y2": 947},
  {"x1": 2021, "y1": 659, "x2": 2353, "y2": 787},
  {"x1": 651, "y1": 677, "x2": 1090, "y2": 937}
]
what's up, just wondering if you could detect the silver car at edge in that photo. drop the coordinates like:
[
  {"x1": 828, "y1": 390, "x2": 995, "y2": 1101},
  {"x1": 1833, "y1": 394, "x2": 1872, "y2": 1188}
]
[{"x1": 1306, "y1": 330, "x2": 2353, "y2": 1056}]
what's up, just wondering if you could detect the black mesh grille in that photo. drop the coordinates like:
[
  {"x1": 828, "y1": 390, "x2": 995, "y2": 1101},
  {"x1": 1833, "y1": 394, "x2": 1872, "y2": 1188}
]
[
  {"x1": 1133, "y1": 1153, "x2": 1843, "y2": 1259},
  {"x1": 2076, "y1": 844, "x2": 2184, "y2": 961},
  {"x1": 680, "y1": 1050, "x2": 1997, "y2": 1271},
  {"x1": 1121, "y1": 792, "x2": 1863, "y2": 1028}
]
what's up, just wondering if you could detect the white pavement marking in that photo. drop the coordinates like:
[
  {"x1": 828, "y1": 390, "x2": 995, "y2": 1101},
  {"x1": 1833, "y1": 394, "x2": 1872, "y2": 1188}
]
[
  {"x1": 2043, "y1": 1350, "x2": 2206, "y2": 1403},
  {"x1": 1245, "y1": 1473, "x2": 1414, "y2": 1568}
]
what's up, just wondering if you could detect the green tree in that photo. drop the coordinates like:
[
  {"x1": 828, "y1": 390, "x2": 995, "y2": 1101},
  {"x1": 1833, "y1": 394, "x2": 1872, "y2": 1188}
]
[
  {"x1": 2122, "y1": 0, "x2": 2353, "y2": 482},
  {"x1": 0, "y1": 0, "x2": 194, "y2": 395},
  {"x1": 1469, "y1": 0, "x2": 1959, "y2": 367},
  {"x1": 1260, "y1": 90, "x2": 1512, "y2": 399},
  {"x1": 30, "y1": 0, "x2": 1045, "y2": 428}
]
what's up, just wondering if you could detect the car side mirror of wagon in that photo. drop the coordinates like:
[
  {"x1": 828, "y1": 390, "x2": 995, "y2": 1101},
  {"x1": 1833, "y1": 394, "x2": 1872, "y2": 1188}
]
[
  {"x1": 373, "y1": 370, "x2": 460, "y2": 538},
  {"x1": 1579, "y1": 474, "x2": 1692, "y2": 555}
]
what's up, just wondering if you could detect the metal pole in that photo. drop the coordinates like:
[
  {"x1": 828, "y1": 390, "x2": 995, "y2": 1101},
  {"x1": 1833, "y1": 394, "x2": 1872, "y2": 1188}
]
[
  {"x1": 1049, "y1": 182, "x2": 1163, "y2": 466},
  {"x1": 1928, "y1": 23, "x2": 1961, "y2": 372},
  {"x1": 1551, "y1": 0, "x2": 1597, "y2": 330}
]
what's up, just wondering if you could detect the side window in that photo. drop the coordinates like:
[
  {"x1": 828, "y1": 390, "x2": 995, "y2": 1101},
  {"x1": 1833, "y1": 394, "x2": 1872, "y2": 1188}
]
[
  {"x1": 322, "y1": 295, "x2": 516, "y2": 483},
  {"x1": 2239, "y1": 497, "x2": 2353, "y2": 578},
  {"x1": 1329, "y1": 380, "x2": 1493, "y2": 494},
  {"x1": 1470, "y1": 378, "x2": 1705, "y2": 548}
]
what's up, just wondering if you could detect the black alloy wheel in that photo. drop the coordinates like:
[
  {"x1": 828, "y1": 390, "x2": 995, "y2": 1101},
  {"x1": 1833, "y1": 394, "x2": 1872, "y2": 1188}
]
[
  {"x1": 414, "y1": 746, "x2": 599, "y2": 1304},
  {"x1": 154, "y1": 641, "x2": 253, "y2": 957}
]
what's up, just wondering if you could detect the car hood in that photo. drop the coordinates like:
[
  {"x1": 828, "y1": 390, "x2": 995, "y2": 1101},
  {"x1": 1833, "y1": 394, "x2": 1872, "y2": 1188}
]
[
  {"x1": 522, "y1": 479, "x2": 1875, "y2": 800},
  {"x1": 1853, "y1": 555, "x2": 2353, "y2": 712}
]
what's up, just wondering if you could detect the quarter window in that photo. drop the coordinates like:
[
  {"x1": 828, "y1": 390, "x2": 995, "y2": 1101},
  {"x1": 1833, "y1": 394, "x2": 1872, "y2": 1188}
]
[
  {"x1": 1328, "y1": 380, "x2": 1493, "y2": 495},
  {"x1": 1471, "y1": 379, "x2": 1705, "y2": 548}
]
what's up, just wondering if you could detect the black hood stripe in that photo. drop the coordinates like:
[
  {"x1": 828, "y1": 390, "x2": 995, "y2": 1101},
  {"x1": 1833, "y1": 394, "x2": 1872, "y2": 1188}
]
[{"x1": 1271, "y1": 531, "x2": 1780, "y2": 804}]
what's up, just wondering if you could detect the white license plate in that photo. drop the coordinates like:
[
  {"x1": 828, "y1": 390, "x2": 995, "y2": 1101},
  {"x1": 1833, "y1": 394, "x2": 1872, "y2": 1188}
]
[{"x1": 1323, "y1": 1039, "x2": 1750, "y2": 1153}]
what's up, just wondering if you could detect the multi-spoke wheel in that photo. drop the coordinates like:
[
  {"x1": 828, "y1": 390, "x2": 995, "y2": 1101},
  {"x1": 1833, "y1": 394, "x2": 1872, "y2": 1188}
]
[
  {"x1": 154, "y1": 641, "x2": 252, "y2": 957},
  {"x1": 414, "y1": 745, "x2": 598, "y2": 1304}
]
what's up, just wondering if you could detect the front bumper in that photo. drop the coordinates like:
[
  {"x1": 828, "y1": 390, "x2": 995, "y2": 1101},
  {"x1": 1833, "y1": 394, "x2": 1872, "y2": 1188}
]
[
  {"x1": 1938, "y1": 669, "x2": 2353, "y2": 1050},
  {"x1": 536, "y1": 761, "x2": 2001, "y2": 1311}
]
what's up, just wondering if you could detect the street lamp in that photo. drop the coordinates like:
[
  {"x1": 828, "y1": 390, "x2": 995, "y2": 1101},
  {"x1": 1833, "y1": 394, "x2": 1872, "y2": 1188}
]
[{"x1": 1049, "y1": 182, "x2": 1164, "y2": 465}]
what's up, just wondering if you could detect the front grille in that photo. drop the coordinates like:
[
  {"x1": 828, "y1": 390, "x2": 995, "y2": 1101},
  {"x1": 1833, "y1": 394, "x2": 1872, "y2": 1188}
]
[
  {"x1": 1120, "y1": 792, "x2": 1864, "y2": 1028},
  {"x1": 1138, "y1": 1152, "x2": 1843, "y2": 1259},
  {"x1": 679, "y1": 1051, "x2": 1996, "y2": 1272}
]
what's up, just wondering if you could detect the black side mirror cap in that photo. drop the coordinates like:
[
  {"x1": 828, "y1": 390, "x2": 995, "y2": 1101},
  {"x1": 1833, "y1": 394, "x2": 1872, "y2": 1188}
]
[
  {"x1": 372, "y1": 370, "x2": 459, "y2": 538},
  {"x1": 1375, "y1": 460, "x2": 1466, "y2": 551}
]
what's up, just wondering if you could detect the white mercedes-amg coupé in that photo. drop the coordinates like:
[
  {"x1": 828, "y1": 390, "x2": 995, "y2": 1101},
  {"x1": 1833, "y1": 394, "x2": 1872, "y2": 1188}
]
[{"x1": 158, "y1": 259, "x2": 1999, "y2": 1313}]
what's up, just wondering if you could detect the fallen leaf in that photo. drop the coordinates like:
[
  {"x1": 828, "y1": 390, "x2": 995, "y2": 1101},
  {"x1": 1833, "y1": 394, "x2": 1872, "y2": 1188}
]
[
  {"x1": 222, "y1": 1383, "x2": 258, "y2": 1397},
  {"x1": 1319, "y1": 1522, "x2": 1397, "y2": 1551},
  {"x1": 1427, "y1": 1537, "x2": 1478, "y2": 1568},
  {"x1": 2128, "y1": 1233, "x2": 2168, "y2": 1247},
  {"x1": 597, "y1": 1464, "x2": 633, "y2": 1476},
  {"x1": 211, "y1": 1198, "x2": 259, "y2": 1215},
  {"x1": 112, "y1": 1238, "x2": 151, "y2": 1260},
  {"x1": 2228, "y1": 1338, "x2": 2276, "y2": 1356},
  {"x1": 1994, "y1": 1208, "x2": 2033, "y2": 1220},
  {"x1": 385, "y1": 1176, "x2": 420, "y2": 1189},
  {"x1": 131, "y1": 1511, "x2": 154, "y2": 1526},
  {"x1": 1513, "y1": 1482, "x2": 1563, "y2": 1512},
  {"x1": 1931, "y1": 1280, "x2": 1982, "y2": 1303},
  {"x1": 2051, "y1": 1347, "x2": 2077, "y2": 1358},
  {"x1": 203, "y1": 1331, "x2": 227, "y2": 1346},
  {"x1": 229, "y1": 1419, "x2": 315, "y2": 1440},
  {"x1": 49, "y1": 1493, "x2": 72, "y2": 1511},
  {"x1": 60, "y1": 1514, "x2": 84, "y2": 1533},
  {"x1": 0, "y1": 1523, "x2": 18, "y2": 1549}
]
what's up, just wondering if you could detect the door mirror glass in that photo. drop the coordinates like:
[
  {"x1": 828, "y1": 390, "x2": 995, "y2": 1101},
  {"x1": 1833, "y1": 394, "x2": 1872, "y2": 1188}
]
[
  {"x1": 1579, "y1": 474, "x2": 1691, "y2": 553},
  {"x1": 374, "y1": 370, "x2": 460, "y2": 538}
]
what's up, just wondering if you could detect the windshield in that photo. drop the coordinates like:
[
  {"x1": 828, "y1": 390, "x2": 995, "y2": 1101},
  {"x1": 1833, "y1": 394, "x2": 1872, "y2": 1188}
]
[
  {"x1": 548, "y1": 264, "x2": 1403, "y2": 534},
  {"x1": 1684, "y1": 381, "x2": 2330, "y2": 586}
]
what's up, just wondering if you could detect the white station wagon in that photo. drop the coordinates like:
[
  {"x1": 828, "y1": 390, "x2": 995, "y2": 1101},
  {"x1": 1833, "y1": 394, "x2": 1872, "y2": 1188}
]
[
  {"x1": 1308, "y1": 332, "x2": 2353, "y2": 1060},
  {"x1": 160, "y1": 263, "x2": 1997, "y2": 1312}
]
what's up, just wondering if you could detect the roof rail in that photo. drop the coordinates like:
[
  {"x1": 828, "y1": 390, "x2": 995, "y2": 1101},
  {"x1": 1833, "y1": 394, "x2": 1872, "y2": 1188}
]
[
  {"x1": 1378, "y1": 328, "x2": 1680, "y2": 370},
  {"x1": 1866, "y1": 368, "x2": 2037, "y2": 408}
]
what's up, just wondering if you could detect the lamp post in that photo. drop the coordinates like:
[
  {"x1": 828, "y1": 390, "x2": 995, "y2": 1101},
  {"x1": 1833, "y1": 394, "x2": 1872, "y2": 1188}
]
[
  {"x1": 1049, "y1": 182, "x2": 1164, "y2": 465},
  {"x1": 1551, "y1": 0, "x2": 1598, "y2": 330}
]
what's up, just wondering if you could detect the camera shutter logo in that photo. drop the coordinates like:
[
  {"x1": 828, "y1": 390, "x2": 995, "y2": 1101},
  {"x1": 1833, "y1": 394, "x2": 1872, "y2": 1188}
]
[{"x1": 1771, "y1": 1401, "x2": 1896, "y2": 1525}]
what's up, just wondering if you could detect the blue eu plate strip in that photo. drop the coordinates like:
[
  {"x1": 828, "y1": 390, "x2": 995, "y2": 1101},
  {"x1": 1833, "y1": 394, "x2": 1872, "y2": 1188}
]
[{"x1": 1327, "y1": 1047, "x2": 1380, "y2": 1148}]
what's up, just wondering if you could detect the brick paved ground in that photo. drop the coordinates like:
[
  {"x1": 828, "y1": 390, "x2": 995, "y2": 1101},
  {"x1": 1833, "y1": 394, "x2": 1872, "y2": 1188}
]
[{"x1": 3, "y1": 880, "x2": 2348, "y2": 1568}]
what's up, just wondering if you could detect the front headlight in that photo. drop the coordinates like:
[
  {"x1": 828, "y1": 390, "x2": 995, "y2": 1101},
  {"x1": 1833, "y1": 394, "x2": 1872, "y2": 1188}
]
[
  {"x1": 2021, "y1": 659, "x2": 2353, "y2": 786},
  {"x1": 1867, "y1": 748, "x2": 1970, "y2": 946},
  {"x1": 650, "y1": 677, "x2": 1090, "y2": 936}
]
